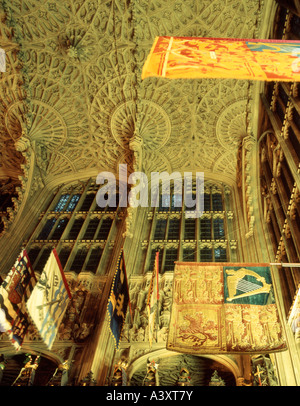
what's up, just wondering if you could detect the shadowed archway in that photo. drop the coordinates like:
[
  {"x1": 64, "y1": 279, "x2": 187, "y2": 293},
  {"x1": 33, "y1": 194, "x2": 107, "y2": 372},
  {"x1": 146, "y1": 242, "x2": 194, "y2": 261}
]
[
  {"x1": 129, "y1": 352, "x2": 237, "y2": 386},
  {"x1": 0, "y1": 352, "x2": 58, "y2": 386}
]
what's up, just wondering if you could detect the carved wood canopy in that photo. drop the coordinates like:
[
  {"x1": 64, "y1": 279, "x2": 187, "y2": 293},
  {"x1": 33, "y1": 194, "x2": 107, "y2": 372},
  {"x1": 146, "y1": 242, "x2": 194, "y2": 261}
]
[{"x1": 0, "y1": 0, "x2": 269, "y2": 231}]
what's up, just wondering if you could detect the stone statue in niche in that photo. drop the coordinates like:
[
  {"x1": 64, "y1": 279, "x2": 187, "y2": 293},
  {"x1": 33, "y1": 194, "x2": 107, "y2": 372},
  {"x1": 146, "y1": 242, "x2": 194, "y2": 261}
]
[
  {"x1": 176, "y1": 367, "x2": 192, "y2": 386},
  {"x1": 122, "y1": 276, "x2": 173, "y2": 344},
  {"x1": 73, "y1": 322, "x2": 93, "y2": 342},
  {"x1": 272, "y1": 144, "x2": 283, "y2": 178},
  {"x1": 58, "y1": 287, "x2": 92, "y2": 342},
  {"x1": 12, "y1": 354, "x2": 40, "y2": 386},
  {"x1": 46, "y1": 360, "x2": 70, "y2": 386},
  {"x1": 143, "y1": 359, "x2": 159, "y2": 386},
  {"x1": 209, "y1": 370, "x2": 225, "y2": 386},
  {"x1": 251, "y1": 355, "x2": 279, "y2": 386},
  {"x1": 159, "y1": 279, "x2": 172, "y2": 328},
  {"x1": 107, "y1": 361, "x2": 128, "y2": 386}
]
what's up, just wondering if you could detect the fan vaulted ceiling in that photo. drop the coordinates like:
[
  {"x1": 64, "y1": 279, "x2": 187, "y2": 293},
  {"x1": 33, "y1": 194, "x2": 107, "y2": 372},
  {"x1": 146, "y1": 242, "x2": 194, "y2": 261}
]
[{"x1": 0, "y1": 0, "x2": 268, "y2": 195}]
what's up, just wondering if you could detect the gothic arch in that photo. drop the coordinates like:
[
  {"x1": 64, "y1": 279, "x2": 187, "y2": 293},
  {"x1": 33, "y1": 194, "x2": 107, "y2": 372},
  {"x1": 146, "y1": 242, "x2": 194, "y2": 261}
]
[
  {"x1": 0, "y1": 346, "x2": 62, "y2": 366},
  {"x1": 127, "y1": 349, "x2": 241, "y2": 386},
  {"x1": 0, "y1": 347, "x2": 61, "y2": 386}
]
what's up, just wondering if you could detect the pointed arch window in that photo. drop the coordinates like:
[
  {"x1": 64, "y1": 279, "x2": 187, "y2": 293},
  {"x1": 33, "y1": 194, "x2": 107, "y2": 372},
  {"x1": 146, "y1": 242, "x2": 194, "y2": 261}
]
[
  {"x1": 66, "y1": 194, "x2": 80, "y2": 211},
  {"x1": 144, "y1": 182, "x2": 234, "y2": 273},
  {"x1": 53, "y1": 194, "x2": 70, "y2": 212},
  {"x1": 24, "y1": 180, "x2": 121, "y2": 276},
  {"x1": 38, "y1": 218, "x2": 56, "y2": 240}
]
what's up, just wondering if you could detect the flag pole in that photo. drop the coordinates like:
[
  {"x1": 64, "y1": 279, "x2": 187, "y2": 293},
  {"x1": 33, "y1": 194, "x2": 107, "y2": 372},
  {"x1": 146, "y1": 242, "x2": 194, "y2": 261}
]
[
  {"x1": 270, "y1": 263, "x2": 300, "y2": 267},
  {"x1": 121, "y1": 249, "x2": 133, "y2": 324},
  {"x1": 156, "y1": 251, "x2": 159, "y2": 343},
  {"x1": 53, "y1": 248, "x2": 72, "y2": 299}
]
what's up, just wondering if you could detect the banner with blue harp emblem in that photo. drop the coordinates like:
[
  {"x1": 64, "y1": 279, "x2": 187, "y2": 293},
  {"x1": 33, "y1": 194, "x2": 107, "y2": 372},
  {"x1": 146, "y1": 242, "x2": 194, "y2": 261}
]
[
  {"x1": 167, "y1": 262, "x2": 287, "y2": 354},
  {"x1": 26, "y1": 249, "x2": 72, "y2": 350},
  {"x1": 107, "y1": 250, "x2": 131, "y2": 349}
]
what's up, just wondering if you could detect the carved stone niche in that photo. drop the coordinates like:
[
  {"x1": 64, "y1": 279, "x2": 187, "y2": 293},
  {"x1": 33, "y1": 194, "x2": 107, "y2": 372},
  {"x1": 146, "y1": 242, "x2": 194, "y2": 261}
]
[
  {"x1": 293, "y1": 186, "x2": 300, "y2": 204},
  {"x1": 292, "y1": 82, "x2": 299, "y2": 98},
  {"x1": 261, "y1": 146, "x2": 267, "y2": 163},
  {"x1": 283, "y1": 120, "x2": 290, "y2": 140},
  {"x1": 251, "y1": 355, "x2": 279, "y2": 386},
  {"x1": 227, "y1": 211, "x2": 234, "y2": 220},
  {"x1": 56, "y1": 272, "x2": 103, "y2": 343},
  {"x1": 272, "y1": 145, "x2": 284, "y2": 178},
  {"x1": 276, "y1": 238, "x2": 286, "y2": 262},
  {"x1": 214, "y1": 241, "x2": 227, "y2": 250},
  {"x1": 224, "y1": 185, "x2": 231, "y2": 195},
  {"x1": 182, "y1": 241, "x2": 196, "y2": 250},
  {"x1": 212, "y1": 212, "x2": 224, "y2": 220},
  {"x1": 120, "y1": 272, "x2": 174, "y2": 346},
  {"x1": 283, "y1": 220, "x2": 291, "y2": 239},
  {"x1": 199, "y1": 241, "x2": 213, "y2": 249},
  {"x1": 165, "y1": 241, "x2": 179, "y2": 249},
  {"x1": 229, "y1": 240, "x2": 237, "y2": 250},
  {"x1": 288, "y1": 200, "x2": 297, "y2": 220},
  {"x1": 264, "y1": 195, "x2": 273, "y2": 223},
  {"x1": 270, "y1": 178, "x2": 277, "y2": 195}
]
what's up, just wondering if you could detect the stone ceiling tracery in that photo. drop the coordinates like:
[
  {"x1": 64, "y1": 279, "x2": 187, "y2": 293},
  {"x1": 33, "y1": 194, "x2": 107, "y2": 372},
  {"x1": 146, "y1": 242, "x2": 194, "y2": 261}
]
[{"x1": 0, "y1": 0, "x2": 268, "y2": 231}]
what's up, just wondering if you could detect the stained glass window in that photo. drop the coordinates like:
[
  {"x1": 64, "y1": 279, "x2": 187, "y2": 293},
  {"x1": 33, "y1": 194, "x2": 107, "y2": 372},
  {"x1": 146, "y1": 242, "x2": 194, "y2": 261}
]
[
  {"x1": 51, "y1": 218, "x2": 68, "y2": 240},
  {"x1": 212, "y1": 193, "x2": 223, "y2": 211},
  {"x1": 154, "y1": 219, "x2": 167, "y2": 239},
  {"x1": 38, "y1": 218, "x2": 56, "y2": 239},
  {"x1": 146, "y1": 182, "x2": 232, "y2": 273},
  {"x1": 70, "y1": 248, "x2": 88, "y2": 273},
  {"x1": 164, "y1": 248, "x2": 178, "y2": 271},
  {"x1": 215, "y1": 247, "x2": 227, "y2": 262},
  {"x1": 83, "y1": 218, "x2": 100, "y2": 239},
  {"x1": 182, "y1": 248, "x2": 195, "y2": 262},
  {"x1": 200, "y1": 217, "x2": 212, "y2": 239},
  {"x1": 96, "y1": 218, "x2": 113, "y2": 240},
  {"x1": 66, "y1": 194, "x2": 80, "y2": 211},
  {"x1": 80, "y1": 193, "x2": 95, "y2": 211},
  {"x1": 54, "y1": 194, "x2": 70, "y2": 212},
  {"x1": 213, "y1": 218, "x2": 225, "y2": 239},
  {"x1": 25, "y1": 181, "x2": 120, "y2": 276},
  {"x1": 200, "y1": 247, "x2": 213, "y2": 262},
  {"x1": 159, "y1": 194, "x2": 170, "y2": 211},
  {"x1": 184, "y1": 218, "x2": 196, "y2": 239},
  {"x1": 68, "y1": 218, "x2": 85, "y2": 240},
  {"x1": 58, "y1": 246, "x2": 72, "y2": 268},
  {"x1": 35, "y1": 247, "x2": 52, "y2": 271},
  {"x1": 171, "y1": 193, "x2": 182, "y2": 211},
  {"x1": 85, "y1": 247, "x2": 103, "y2": 272},
  {"x1": 167, "y1": 218, "x2": 180, "y2": 240}
]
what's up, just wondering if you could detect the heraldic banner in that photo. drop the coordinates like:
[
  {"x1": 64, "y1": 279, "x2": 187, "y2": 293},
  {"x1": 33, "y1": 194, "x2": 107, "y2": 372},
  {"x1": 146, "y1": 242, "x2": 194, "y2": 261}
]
[
  {"x1": 26, "y1": 249, "x2": 72, "y2": 350},
  {"x1": 167, "y1": 262, "x2": 287, "y2": 354},
  {"x1": 142, "y1": 36, "x2": 300, "y2": 82},
  {"x1": 107, "y1": 250, "x2": 130, "y2": 349},
  {"x1": 0, "y1": 250, "x2": 36, "y2": 349}
]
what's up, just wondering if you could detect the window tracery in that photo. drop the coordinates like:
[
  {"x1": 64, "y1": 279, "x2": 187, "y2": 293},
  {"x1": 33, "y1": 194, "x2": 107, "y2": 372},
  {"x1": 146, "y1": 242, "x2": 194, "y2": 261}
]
[
  {"x1": 143, "y1": 181, "x2": 236, "y2": 274},
  {"x1": 26, "y1": 180, "x2": 120, "y2": 276}
]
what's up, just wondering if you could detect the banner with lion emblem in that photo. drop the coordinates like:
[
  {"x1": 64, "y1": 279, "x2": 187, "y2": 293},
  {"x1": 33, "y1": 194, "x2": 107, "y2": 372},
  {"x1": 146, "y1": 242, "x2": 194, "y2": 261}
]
[{"x1": 167, "y1": 262, "x2": 287, "y2": 354}]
